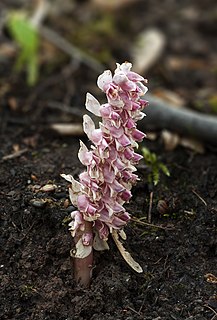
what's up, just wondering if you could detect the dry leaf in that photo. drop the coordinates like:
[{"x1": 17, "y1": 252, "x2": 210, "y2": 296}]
[
  {"x1": 93, "y1": 232, "x2": 109, "y2": 251},
  {"x1": 161, "y1": 130, "x2": 205, "y2": 153},
  {"x1": 161, "y1": 130, "x2": 180, "y2": 151},
  {"x1": 180, "y1": 137, "x2": 204, "y2": 154},
  {"x1": 8, "y1": 97, "x2": 18, "y2": 111},
  {"x1": 204, "y1": 273, "x2": 217, "y2": 284},
  {"x1": 132, "y1": 29, "x2": 166, "y2": 74},
  {"x1": 153, "y1": 89, "x2": 185, "y2": 107},
  {"x1": 112, "y1": 230, "x2": 143, "y2": 273},
  {"x1": 146, "y1": 132, "x2": 158, "y2": 141}
]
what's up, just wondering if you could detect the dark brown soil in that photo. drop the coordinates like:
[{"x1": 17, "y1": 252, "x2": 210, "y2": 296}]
[{"x1": 0, "y1": 1, "x2": 217, "y2": 319}]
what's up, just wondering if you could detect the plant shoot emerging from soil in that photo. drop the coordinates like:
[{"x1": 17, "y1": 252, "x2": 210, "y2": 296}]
[{"x1": 62, "y1": 62, "x2": 148, "y2": 286}]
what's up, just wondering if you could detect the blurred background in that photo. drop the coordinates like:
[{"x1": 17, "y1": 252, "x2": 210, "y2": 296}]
[{"x1": 0, "y1": 0, "x2": 217, "y2": 140}]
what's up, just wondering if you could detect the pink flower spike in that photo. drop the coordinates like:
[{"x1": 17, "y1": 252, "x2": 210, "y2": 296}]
[{"x1": 61, "y1": 62, "x2": 149, "y2": 284}]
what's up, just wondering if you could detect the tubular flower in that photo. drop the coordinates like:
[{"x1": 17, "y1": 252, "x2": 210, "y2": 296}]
[{"x1": 62, "y1": 62, "x2": 148, "y2": 258}]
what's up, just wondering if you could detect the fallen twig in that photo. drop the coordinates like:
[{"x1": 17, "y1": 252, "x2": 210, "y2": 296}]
[
  {"x1": 204, "y1": 304, "x2": 217, "y2": 320},
  {"x1": 192, "y1": 189, "x2": 207, "y2": 206},
  {"x1": 148, "y1": 191, "x2": 153, "y2": 223},
  {"x1": 39, "y1": 25, "x2": 104, "y2": 73},
  {"x1": 131, "y1": 216, "x2": 173, "y2": 230}
]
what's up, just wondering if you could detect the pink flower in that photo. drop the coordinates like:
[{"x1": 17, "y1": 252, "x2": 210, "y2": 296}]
[{"x1": 62, "y1": 62, "x2": 148, "y2": 255}]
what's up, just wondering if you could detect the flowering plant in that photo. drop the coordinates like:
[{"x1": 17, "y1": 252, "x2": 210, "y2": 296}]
[{"x1": 61, "y1": 62, "x2": 148, "y2": 286}]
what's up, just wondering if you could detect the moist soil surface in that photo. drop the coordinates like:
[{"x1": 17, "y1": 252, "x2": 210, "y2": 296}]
[{"x1": 0, "y1": 1, "x2": 217, "y2": 319}]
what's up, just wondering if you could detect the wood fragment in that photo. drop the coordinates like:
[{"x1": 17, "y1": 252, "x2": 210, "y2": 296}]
[{"x1": 2, "y1": 148, "x2": 28, "y2": 161}]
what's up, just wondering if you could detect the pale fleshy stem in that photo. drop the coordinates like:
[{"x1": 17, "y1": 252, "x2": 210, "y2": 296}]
[{"x1": 73, "y1": 221, "x2": 93, "y2": 287}]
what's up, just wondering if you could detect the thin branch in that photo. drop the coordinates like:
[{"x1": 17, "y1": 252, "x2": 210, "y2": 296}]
[
  {"x1": 147, "y1": 191, "x2": 153, "y2": 223},
  {"x1": 192, "y1": 189, "x2": 207, "y2": 206},
  {"x1": 39, "y1": 25, "x2": 104, "y2": 73},
  {"x1": 131, "y1": 216, "x2": 173, "y2": 230}
]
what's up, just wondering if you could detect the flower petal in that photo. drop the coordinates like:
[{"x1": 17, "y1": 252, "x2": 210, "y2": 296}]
[
  {"x1": 77, "y1": 194, "x2": 89, "y2": 212},
  {"x1": 127, "y1": 71, "x2": 145, "y2": 82},
  {"x1": 93, "y1": 231, "x2": 109, "y2": 250},
  {"x1": 131, "y1": 129, "x2": 146, "y2": 141},
  {"x1": 74, "y1": 238, "x2": 92, "y2": 258},
  {"x1": 97, "y1": 70, "x2": 113, "y2": 91},
  {"x1": 82, "y1": 232, "x2": 93, "y2": 246},
  {"x1": 85, "y1": 92, "x2": 101, "y2": 116},
  {"x1": 78, "y1": 140, "x2": 93, "y2": 165},
  {"x1": 83, "y1": 114, "x2": 95, "y2": 139}
]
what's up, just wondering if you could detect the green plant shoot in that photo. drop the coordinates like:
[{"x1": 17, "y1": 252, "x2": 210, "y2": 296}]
[
  {"x1": 7, "y1": 12, "x2": 39, "y2": 86},
  {"x1": 141, "y1": 147, "x2": 170, "y2": 186}
]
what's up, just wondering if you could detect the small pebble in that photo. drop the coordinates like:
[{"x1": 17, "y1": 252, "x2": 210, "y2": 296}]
[
  {"x1": 53, "y1": 192, "x2": 67, "y2": 199},
  {"x1": 31, "y1": 174, "x2": 38, "y2": 181},
  {"x1": 157, "y1": 200, "x2": 168, "y2": 214},
  {"x1": 30, "y1": 199, "x2": 47, "y2": 208},
  {"x1": 66, "y1": 205, "x2": 76, "y2": 213},
  {"x1": 40, "y1": 184, "x2": 57, "y2": 192}
]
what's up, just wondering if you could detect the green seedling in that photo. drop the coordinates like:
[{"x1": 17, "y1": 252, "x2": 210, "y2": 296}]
[
  {"x1": 141, "y1": 147, "x2": 170, "y2": 186},
  {"x1": 7, "y1": 12, "x2": 39, "y2": 86}
]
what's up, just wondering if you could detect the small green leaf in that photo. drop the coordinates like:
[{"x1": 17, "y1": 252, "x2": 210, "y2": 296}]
[
  {"x1": 153, "y1": 167, "x2": 160, "y2": 186},
  {"x1": 159, "y1": 163, "x2": 170, "y2": 177},
  {"x1": 141, "y1": 147, "x2": 171, "y2": 186}
]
